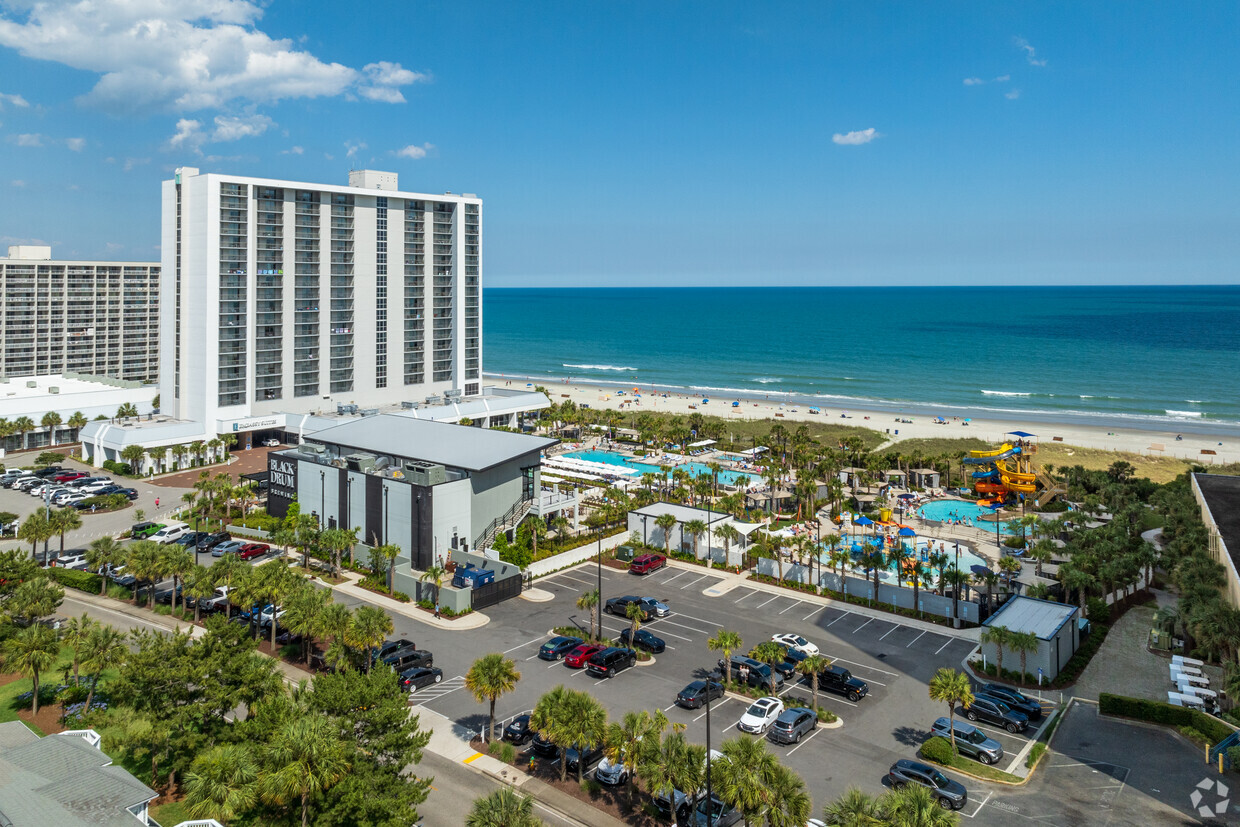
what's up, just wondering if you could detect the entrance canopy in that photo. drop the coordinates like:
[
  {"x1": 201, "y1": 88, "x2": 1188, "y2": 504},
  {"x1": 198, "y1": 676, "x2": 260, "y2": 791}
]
[{"x1": 688, "y1": 439, "x2": 716, "y2": 448}]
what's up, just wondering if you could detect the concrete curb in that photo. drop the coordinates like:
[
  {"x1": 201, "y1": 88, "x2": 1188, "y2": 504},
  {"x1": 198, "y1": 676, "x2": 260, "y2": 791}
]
[
  {"x1": 521, "y1": 587, "x2": 555, "y2": 603},
  {"x1": 331, "y1": 577, "x2": 491, "y2": 630}
]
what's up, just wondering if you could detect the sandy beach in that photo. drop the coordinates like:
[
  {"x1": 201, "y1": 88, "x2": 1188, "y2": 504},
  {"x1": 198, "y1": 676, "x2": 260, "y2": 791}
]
[{"x1": 508, "y1": 377, "x2": 1240, "y2": 466}]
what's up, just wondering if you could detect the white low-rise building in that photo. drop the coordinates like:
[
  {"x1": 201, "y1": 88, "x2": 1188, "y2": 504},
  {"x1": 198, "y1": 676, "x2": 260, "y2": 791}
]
[{"x1": 0, "y1": 373, "x2": 156, "y2": 457}]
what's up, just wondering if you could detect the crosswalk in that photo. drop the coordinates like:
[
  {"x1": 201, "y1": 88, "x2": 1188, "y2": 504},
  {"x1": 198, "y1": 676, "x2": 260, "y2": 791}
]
[{"x1": 410, "y1": 674, "x2": 467, "y2": 704}]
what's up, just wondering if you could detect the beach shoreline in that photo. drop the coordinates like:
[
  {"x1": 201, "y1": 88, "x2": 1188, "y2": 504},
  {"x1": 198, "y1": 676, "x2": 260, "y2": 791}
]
[{"x1": 489, "y1": 373, "x2": 1240, "y2": 466}]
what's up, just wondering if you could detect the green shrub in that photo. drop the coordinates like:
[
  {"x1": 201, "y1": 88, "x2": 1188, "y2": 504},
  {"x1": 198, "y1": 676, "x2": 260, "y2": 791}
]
[
  {"x1": 1086, "y1": 597, "x2": 1110, "y2": 622},
  {"x1": 920, "y1": 735, "x2": 957, "y2": 764},
  {"x1": 1026, "y1": 742, "x2": 1047, "y2": 769},
  {"x1": 816, "y1": 707, "x2": 837, "y2": 723},
  {"x1": 1038, "y1": 499, "x2": 1070, "y2": 513},
  {"x1": 47, "y1": 566, "x2": 103, "y2": 593},
  {"x1": 487, "y1": 740, "x2": 500, "y2": 755},
  {"x1": 1099, "y1": 693, "x2": 1234, "y2": 743},
  {"x1": 1003, "y1": 536, "x2": 1026, "y2": 549},
  {"x1": 35, "y1": 451, "x2": 66, "y2": 466},
  {"x1": 1226, "y1": 746, "x2": 1240, "y2": 769},
  {"x1": 500, "y1": 743, "x2": 516, "y2": 764},
  {"x1": 80, "y1": 494, "x2": 128, "y2": 512},
  {"x1": 580, "y1": 778, "x2": 602, "y2": 795}
]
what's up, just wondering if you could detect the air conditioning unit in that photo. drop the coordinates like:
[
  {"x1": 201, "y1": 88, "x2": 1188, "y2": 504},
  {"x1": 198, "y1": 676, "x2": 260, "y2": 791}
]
[
  {"x1": 401, "y1": 401, "x2": 416, "y2": 410},
  {"x1": 361, "y1": 408, "x2": 379, "y2": 417},
  {"x1": 336, "y1": 404, "x2": 358, "y2": 415},
  {"x1": 425, "y1": 396, "x2": 441, "y2": 406},
  {"x1": 404, "y1": 460, "x2": 446, "y2": 486},
  {"x1": 346, "y1": 453, "x2": 376, "y2": 473},
  {"x1": 300, "y1": 443, "x2": 326, "y2": 456}
]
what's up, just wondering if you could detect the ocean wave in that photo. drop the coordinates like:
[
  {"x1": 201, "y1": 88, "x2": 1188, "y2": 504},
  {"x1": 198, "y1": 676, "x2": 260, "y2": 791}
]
[
  {"x1": 563, "y1": 363, "x2": 638, "y2": 372},
  {"x1": 1166, "y1": 410, "x2": 1204, "y2": 418},
  {"x1": 981, "y1": 390, "x2": 1033, "y2": 397},
  {"x1": 752, "y1": 377, "x2": 782, "y2": 384},
  {"x1": 1187, "y1": 400, "x2": 1204, "y2": 403}
]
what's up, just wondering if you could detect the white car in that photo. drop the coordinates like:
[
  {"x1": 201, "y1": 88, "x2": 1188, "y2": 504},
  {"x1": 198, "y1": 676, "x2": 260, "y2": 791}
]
[
  {"x1": 54, "y1": 491, "x2": 85, "y2": 506},
  {"x1": 772, "y1": 633, "x2": 819, "y2": 656},
  {"x1": 81, "y1": 479, "x2": 115, "y2": 494},
  {"x1": 262, "y1": 438, "x2": 280, "y2": 447},
  {"x1": 737, "y1": 696, "x2": 785, "y2": 734},
  {"x1": 30, "y1": 483, "x2": 63, "y2": 497}
]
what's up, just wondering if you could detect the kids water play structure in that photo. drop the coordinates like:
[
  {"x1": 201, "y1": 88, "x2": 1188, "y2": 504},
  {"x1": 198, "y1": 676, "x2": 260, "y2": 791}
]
[{"x1": 963, "y1": 432, "x2": 1063, "y2": 507}]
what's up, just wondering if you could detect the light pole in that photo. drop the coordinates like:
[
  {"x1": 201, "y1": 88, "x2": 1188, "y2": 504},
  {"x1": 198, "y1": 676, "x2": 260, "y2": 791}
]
[
  {"x1": 42, "y1": 487, "x2": 52, "y2": 565},
  {"x1": 705, "y1": 668, "x2": 716, "y2": 827},
  {"x1": 319, "y1": 470, "x2": 325, "y2": 528},
  {"x1": 383, "y1": 485, "x2": 389, "y2": 546},
  {"x1": 953, "y1": 541, "x2": 961, "y2": 628},
  {"x1": 596, "y1": 521, "x2": 603, "y2": 637}
]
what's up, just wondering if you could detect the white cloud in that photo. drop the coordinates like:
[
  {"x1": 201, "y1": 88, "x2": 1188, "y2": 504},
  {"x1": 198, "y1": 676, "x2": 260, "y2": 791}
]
[
  {"x1": 345, "y1": 141, "x2": 367, "y2": 158},
  {"x1": 210, "y1": 113, "x2": 272, "y2": 141},
  {"x1": 994, "y1": 74, "x2": 1010, "y2": 82},
  {"x1": 963, "y1": 77, "x2": 984, "y2": 86},
  {"x1": 10, "y1": 179, "x2": 26, "y2": 187},
  {"x1": 0, "y1": 91, "x2": 29, "y2": 109},
  {"x1": 832, "y1": 128, "x2": 880, "y2": 146},
  {"x1": 1005, "y1": 89, "x2": 1021, "y2": 100},
  {"x1": 395, "y1": 142, "x2": 434, "y2": 160},
  {"x1": 105, "y1": 241, "x2": 123, "y2": 252},
  {"x1": 66, "y1": 137, "x2": 86, "y2": 151},
  {"x1": 1014, "y1": 37, "x2": 1047, "y2": 67},
  {"x1": 0, "y1": 1, "x2": 426, "y2": 114},
  {"x1": 280, "y1": 145, "x2": 304, "y2": 155},
  {"x1": 169, "y1": 118, "x2": 203, "y2": 148},
  {"x1": 13, "y1": 133, "x2": 42, "y2": 147}
]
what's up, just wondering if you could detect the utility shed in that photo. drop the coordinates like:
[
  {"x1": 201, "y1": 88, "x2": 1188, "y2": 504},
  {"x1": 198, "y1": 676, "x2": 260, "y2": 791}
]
[{"x1": 981, "y1": 596, "x2": 1079, "y2": 681}]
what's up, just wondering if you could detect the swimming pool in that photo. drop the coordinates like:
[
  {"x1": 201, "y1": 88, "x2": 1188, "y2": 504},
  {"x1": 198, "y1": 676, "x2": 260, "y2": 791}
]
[
  {"x1": 917, "y1": 500, "x2": 1019, "y2": 535},
  {"x1": 561, "y1": 450, "x2": 755, "y2": 487}
]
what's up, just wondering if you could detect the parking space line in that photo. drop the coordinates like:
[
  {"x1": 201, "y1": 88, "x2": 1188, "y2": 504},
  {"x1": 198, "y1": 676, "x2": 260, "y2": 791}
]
[
  {"x1": 966, "y1": 720, "x2": 1032, "y2": 743},
  {"x1": 853, "y1": 617, "x2": 874, "y2": 633},
  {"x1": 733, "y1": 589, "x2": 758, "y2": 604},
  {"x1": 681, "y1": 574, "x2": 711, "y2": 590},
  {"x1": 959, "y1": 791, "x2": 992, "y2": 819},
  {"x1": 878, "y1": 623, "x2": 901, "y2": 640},
  {"x1": 778, "y1": 600, "x2": 802, "y2": 615},
  {"x1": 553, "y1": 573, "x2": 598, "y2": 588},
  {"x1": 663, "y1": 702, "x2": 679, "y2": 711},
  {"x1": 786, "y1": 727, "x2": 822, "y2": 755},
  {"x1": 826, "y1": 611, "x2": 851, "y2": 626},
  {"x1": 504, "y1": 634, "x2": 549, "y2": 655},
  {"x1": 802, "y1": 606, "x2": 826, "y2": 622},
  {"x1": 905, "y1": 630, "x2": 928, "y2": 647},
  {"x1": 754, "y1": 595, "x2": 781, "y2": 610},
  {"x1": 662, "y1": 571, "x2": 688, "y2": 585},
  {"x1": 649, "y1": 617, "x2": 714, "y2": 636},
  {"x1": 817, "y1": 693, "x2": 859, "y2": 707},
  {"x1": 599, "y1": 619, "x2": 687, "y2": 644},
  {"x1": 821, "y1": 654, "x2": 895, "y2": 681},
  {"x1": 934, "y1": 638, "x2": 955, "y2": 655}
]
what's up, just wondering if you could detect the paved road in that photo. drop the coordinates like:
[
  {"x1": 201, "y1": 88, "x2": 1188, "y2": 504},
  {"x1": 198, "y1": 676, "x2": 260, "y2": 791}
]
[{"x1": 418, "y1": 751, "x2": 578, "y2": 827}]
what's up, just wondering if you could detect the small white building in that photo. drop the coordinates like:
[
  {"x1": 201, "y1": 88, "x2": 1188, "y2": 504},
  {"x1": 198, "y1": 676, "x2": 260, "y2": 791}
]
[
  {"x1": 0, "y1": 374, "x2": 156, "y2": 456},
  {"x1": 981, "y1": 596, "x2": 1080, "y2": 681},
  {"x1": 627, "y1": 502, "x2": 761, "y2": 566}
]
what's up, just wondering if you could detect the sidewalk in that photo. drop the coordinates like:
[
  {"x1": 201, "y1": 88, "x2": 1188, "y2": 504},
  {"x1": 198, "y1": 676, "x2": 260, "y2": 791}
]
[
  {"x1": 661, "y1": 557, "x2": 983, "y2": 641},
  {"x1": 330, "y1": 572, "x2": 491, "y2": 631}
]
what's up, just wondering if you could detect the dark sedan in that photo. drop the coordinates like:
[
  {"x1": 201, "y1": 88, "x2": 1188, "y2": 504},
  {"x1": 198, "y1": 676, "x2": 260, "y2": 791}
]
[
  {"x1": 538, "y1": 635, "x2": 583, "y2": 660},
  {"x1": 676, "y1": 680, "x2": 725, "y2": 710},
  {"x1": 618, "y1": 628, "x2": 665, "y2": 653},
  {"x1": 504, "y1": 714, "x2": 534, "y2": 745},
  {"x1": 978, "y1": 684, "x2": 1043, "y2": 720},
  {"x1": 398, "y1": 666, "x2": 444, "y2": 692},
  {"x1": 196, "y1": 531, "x2": 231, "y2": 552}
]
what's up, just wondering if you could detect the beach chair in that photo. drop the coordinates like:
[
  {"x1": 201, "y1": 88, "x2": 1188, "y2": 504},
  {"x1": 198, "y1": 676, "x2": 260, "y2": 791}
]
[{"x1": 1172, "y1": 655, "x2": 1205, "y2": 668}]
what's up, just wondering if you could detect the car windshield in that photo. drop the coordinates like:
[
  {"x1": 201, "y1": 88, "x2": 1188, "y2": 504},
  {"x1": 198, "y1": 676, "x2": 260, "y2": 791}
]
[
  {"x1": 993, "y1": 699, "x2": 1012, "y2": 713},
  {"x1": 931, "y1": 771, "x2": 950, "y2": 788},
  {"x1": 793, "y1": 635, "x2": 807, "y2": 646},
  {"x1": 967, "y1": 730, "x2": 986, "y2": 744},
  {"x1": 747, "y1": 702, "x2": 770, "y2": 715}
]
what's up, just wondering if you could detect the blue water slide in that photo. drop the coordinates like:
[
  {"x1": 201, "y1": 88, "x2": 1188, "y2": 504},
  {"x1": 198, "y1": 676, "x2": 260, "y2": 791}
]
[{"x1": 972, "y1": 469, "x2": 1000, "y2": 480}]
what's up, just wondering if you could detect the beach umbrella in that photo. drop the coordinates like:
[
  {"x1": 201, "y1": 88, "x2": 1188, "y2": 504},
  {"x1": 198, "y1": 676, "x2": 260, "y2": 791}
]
[
  {"x1": 855, "y1": 515, "x2": 874, "y2": 526},
  {"x1": 897, "y1": 493, "x2": 917, "y2": 500},
  {"x1": 970, "y1": 564, "x2": 991, "y2": 576}
]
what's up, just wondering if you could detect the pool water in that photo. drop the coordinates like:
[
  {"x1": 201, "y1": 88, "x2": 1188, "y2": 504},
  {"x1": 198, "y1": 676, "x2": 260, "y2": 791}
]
[
  {"x1": 917, "y1": 500, "x2": 1020, "y2": 535},
  {"x1": 562, "y1": 450, "x2": 755, "y2": 487}
]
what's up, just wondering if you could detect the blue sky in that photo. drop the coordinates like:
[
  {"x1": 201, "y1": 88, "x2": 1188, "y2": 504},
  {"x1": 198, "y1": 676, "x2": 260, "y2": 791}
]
[{"x1": 0, "y1": 1, "x2": 1236, "y2": 286}]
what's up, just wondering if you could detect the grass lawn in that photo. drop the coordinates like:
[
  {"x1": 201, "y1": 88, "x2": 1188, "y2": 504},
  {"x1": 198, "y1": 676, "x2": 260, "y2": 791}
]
[
  {"x1": 0, "y1": 644, "x2": 79, "y2": 733},
  {"x1": 882, "y1": 436, "x2": 992, "y2": 458},
  {"x1": 150, "y1": 799, "x2": 193, "y2": 825}
]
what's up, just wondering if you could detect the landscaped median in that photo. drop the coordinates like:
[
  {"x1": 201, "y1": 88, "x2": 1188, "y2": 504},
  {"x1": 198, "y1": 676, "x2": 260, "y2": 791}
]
[{"x1": 918, "y1": 706, "x2": 1061, "y2": 786}]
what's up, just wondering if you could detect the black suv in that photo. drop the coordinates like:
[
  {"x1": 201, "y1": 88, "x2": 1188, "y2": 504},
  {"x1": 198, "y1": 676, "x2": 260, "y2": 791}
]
[
  {"x1": 887, "y1": 759, "x2": 968, "y2": 810},
  {"x1": 503, "y1": 714, "x2": 533, "y2": 745},
  {"x1": 377, "y1": 638, "x2": 417, "y2": 660},
  {"x1": 196, "y1": 531, "x2": 231, "y2": 552},
  {"x1": 604, "y1": 595, "x2": 652, "y2": 620},
  {"x1": 773, "y1": 646, "x2": 809, "y2": 679},
  {"x1": 719, "y1": 656, "x2": 784, "y2": 692},
  {"x1": 32, "y1": 466, "x2": 63, "y2": 479},
  {"x1": 958, "y1": 695, "x2": 1028, "y2": 733},
  {"x1": 676, "y1": 680, "x2": 725, "y2": 709},
  {"x1": 586, "y1": 647, "x2": 637, "y2": 678},
  {"x1": 978, "y1": 684, "x2": 1042, "y2": 720},
  {"x1": 382, "y1": 648, "x2": 433, "y2": 671},
  {"x1": 818, "y1": 665, "x2": 869, "y2": 702}
]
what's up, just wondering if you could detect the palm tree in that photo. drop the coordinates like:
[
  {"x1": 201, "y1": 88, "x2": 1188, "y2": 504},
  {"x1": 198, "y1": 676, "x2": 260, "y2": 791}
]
[
  {"x1": 466, "y1": 788, "x2": 542, "y2": 827},
  {"x1": 684, "y1": 518, "x2": 708, "y2": 565},
  {"x1": 12, "y1": 415, "x2": 34, "y2": 450},
  {"x1": 526, "y1": 515, "x2": 547, "y2": 560},
  {"x1": 282, "y1": 584, "x2": 329, "y2": 663},
  {"x1": 260, "y1": 716, "x2": 350, "y2": 827},
  {"x1": 707, "y1": 629, "x2": 743, "y2": 686},
  {"x1": 979, "y1": 625, "x2": 1013, "y2": 677},
  {"x1": 974, "y1": 569, "x2": 1000, "y2": 613},
  {"x1": 62, "y1": 613, "x2": 98, "y2": 686},
  {"x1": 655, "y1": 512, "x2": 678, "y2": 555},
  {"x1": 41, "y1": 411, "x2": 62, "y2": 445},
  {"x1": 163, "y1": 544, "x2": 194, "y2": 613},
  {"x1": 85, "y1": 537, "x2": 126, "y2": 595},
  {"x1": 713, "y1": 734, "x2": 779, "y2": 826},
  {"x1": 47, "y1": 507, "x2": 82, "y2": 558},
  {"x1": 171, "y1": 443, "x2": 189, "y2": 471},
  {"x1": 1028, "y1": 539, "x2": 1056, "y2": 578},
  {"x1": 67, "y1": 410, "x2": 88, "y2": 440},
  {"x1": 765, "y1": 765, "x2": 812, "y2": 827},
  {"x1": 116, "y1": 402, "x2": 138, "y2": 419},
  {"x1": 576, "y1": 589, "x2": 600, "y2": 641},
  {"x1": 420, "y1": 564, "x2": 447, "y2": 609},
  {"x1": 184, "y1": 744, "x2": 259, "y2": 826},
  {"x1": 1060, "y1": 562, "x2": 1093, "y2": 618},
  {"x1": 17, "y1": 509, "x2": 53, "y2": 562},
  {"x1": 821, "y1": 786, "x2": 883, "y2": 826},
  {"x1": 927, "y1": 668, "x2": 973, "y2": 755},
  {"x1": 1010, "y1": 630, "x2": 1040, "y2": 682},
  {"x1": 189, "y1": 440, "x2": 205, "y2": 467},
  {"x1": 624, "y1": 600, "x2": 645, "y2": 648},
  {"x1": 879, "y1": 782, "x2": 960, "y2": 825},
  {"x1": 561, "y1": 690, "x2": 608, "y2": 782},
  {"x1": 348, "y1": 605, "x2": 393, "y2": 673},
  {"x1": 120, "y1": 443, "x2": 147, "y2": 475},
  {"x1": 604, "y1": 709, "x2": 667, "y2": 807},
  {"x1": 750, "y1": 640, "x2": 786, "y2": 681},
  {"x1": 183, "y1": 565, "x2": 216, "y2": 623},
  {"x1": 372, "y1": 542, "x2": 400, "y2": 594},
  {"x1": 715, "y1": 523, "x2": 742, "y2": 568},
  {"x1": 2, "y1": 624, "x2": 60, "y2": 716},
  {"x1": 465, "y1": 653, "x2": 522, "y2": 742},
  {"x1": 82, "y1": 624, "x2": 126, "y2": 711},
  {"x1": 318, "y1": 602, "x2": 353, "y2": 671},
  {"x1": 530, "y1": 685, "x2": 575, "y2": 781},
  {"x1": 797, "y1": 654, "x2": 832, "y2": 715}
]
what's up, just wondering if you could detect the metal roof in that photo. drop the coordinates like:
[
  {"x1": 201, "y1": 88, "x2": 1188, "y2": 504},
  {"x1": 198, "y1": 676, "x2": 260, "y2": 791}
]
[
  {"x1": 630, "y1": 502, "x2": 730, "y2": 524},
  {"x1": 983, "y1": 596, "x2": 1078, "y2": 640},
  {"x1": 306, "y1": 414, "x2": 557, "y2": 472}
]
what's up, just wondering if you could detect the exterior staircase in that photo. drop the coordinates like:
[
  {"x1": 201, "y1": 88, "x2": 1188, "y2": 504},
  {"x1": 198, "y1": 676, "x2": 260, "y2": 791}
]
[
  {"x1": 1035, "y1": 469, "x2": 1066, "y2": 509},
  {"x1": 475, "y1": 497, "x2": 534, "y2": 553}
]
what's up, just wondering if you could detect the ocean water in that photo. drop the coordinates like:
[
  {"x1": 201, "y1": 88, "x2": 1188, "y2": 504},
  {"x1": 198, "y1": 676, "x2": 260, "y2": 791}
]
[{"x1": 483, "y1": 286, "x2": 1240, "y2": 434}]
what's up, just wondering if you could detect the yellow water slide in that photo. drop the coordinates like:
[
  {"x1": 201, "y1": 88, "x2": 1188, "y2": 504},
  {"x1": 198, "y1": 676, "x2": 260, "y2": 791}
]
[
  {"x1": 996, "y1": 459, "x2": 1037, "y2": 493},
  {"x1": 968, "y1": 443, "x2": 1015, "y2": 459}
]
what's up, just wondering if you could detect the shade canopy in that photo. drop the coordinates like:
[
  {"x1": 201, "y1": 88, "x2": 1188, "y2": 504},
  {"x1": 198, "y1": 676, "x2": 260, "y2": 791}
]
[
  {"x1": 1006, "y1": 431, "x2": 1037, "y2": 438},
  {"x1": 898, "y1": 527, "x2": 917, "y2": 537},
  {"x1": 970, "y1": 564, "x2": 991, "y2": 576},
  {"x1": 854, "y1": 515, "x2": 874, "y2": 526},
  {"x1": 897, "y1": 493, "x2": 917, "y2": 500}
]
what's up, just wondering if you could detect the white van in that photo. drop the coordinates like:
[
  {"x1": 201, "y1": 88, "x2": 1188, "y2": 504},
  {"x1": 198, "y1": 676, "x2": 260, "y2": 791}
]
[{"x1": 150, "y1": 521, "x2": 190, "y2": 544}]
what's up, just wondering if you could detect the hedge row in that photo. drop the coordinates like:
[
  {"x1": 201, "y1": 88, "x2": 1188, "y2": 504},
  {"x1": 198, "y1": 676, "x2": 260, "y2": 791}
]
[
  {"x1": 47, "y1": 566, "x2": 103, "y2": 593},
  {"x1": 1099, "y1": 692, "x2": 1234, "y2": 744}
]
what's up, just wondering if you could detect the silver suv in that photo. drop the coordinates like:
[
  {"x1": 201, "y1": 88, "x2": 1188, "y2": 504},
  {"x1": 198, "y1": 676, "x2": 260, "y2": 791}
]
[
  {"x1": 766, "y1": 707, "x2": 816, "y2": 745},
  {"x1": 930, "y1": 717, "x2": 1003, "y2": 764}
]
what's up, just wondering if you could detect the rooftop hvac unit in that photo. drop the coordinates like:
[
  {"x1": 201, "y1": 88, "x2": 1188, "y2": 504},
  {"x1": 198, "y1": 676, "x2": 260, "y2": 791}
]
[
  {"x1": 361, "y1": 408, "x2": 379, "y2": 416},
  {"x1": 300, "y1": 443, "x2": 327, "y2": 456},
  {"x1": 337, "y1": 404, "x2": 358, "y2": 415},
  {"x1": 424, "y1": 396, "x2": 440, "y2": 405},
  {"x1": 373, "y1": 457, "x2": 391, "y2": 472},
  {"x1": 445, "y1": 389, "x2": 462, "y2": 400},
  {"x1": 49, "y1": 387, "x2": 59, "y2": 394},
  {"x1": 26, "y1": 380, "x2": 37, "y2": 388},
  {"x1": 401, "y1": 401, "x2": 416, "y2": 410},
  {"x1": 404, "y1": 460, "x2": 446, "y2": 486},
  {"x1": 346, "y1": 453, "x2": 377, "y2": 473}
]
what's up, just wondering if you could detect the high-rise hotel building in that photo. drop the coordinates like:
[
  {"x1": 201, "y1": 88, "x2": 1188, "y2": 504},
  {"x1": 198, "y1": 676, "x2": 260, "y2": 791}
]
[
  {"x1": 161, "y1": 167, "x2": 482, "y2": 428},
  {"x1": 0, "y1": 246, "x2": 160, "y2": 382}
]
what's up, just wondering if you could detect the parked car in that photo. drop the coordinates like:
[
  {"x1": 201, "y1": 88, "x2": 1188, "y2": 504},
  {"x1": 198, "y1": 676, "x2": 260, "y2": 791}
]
[
  {"x1": 89, "y1": 484, "x2": 124, "y2": 496},
  {"x1": 594, "y1": 755, "x2": 628, "y2": 786},
  {"x1": 538, "y1": 635, "x2": 584, "y2": 661},
  {"x1": 16, "y1": 477, "x2": 44, "y2": 491},
  {"x1": 503, "y1": 714, "x2": 534, "y2": 745},
  {"x1": 638, "y1": 596, "x2": 670, "y2": 617},
  {"x1": 154, "y1": 585, "x2": 183, "y2": 605},
  {"x1": 618, "y1": 628, "x2": 665, "y2": 653},
  {"x1": 150, "y1": 522, "x2": 190, "y2": 544},
  {"x1": 377, "y1": 638, "x2": 417, "y2": 660},
  {"x1": 604, "y1": 595, "x2": 653, "y2": 620},
  {"x1": 773, "y1": 645, "x2": 810, "y2": 679},
  {"x1": 565, "y1": 742, "x2": 604, "y2": 774},
  {"x1": 49, "y1": 553, "x2": 88, "y2": 570},
  {"x1": 66, "y1": 476, "x2": 108, "y2": 489},
  {"x1": 628, "y1": 553, "x2": 667, "y2": 574},
  {"x1": 80, "y1": 479, "x2": 115, "y2": 494},
  {"x1": 957, "y1": 695, "x2": 1029, "y2": 733},
  {"x1": 767, "y1": 707, "x2": 817, "y2": 745},
  {"x1": 211, "y1": 540, "x2": 245, "y2": 557},
  {"x1": 930, "y1": 717, "x2": 1004, "y2": 765},
  {"x1": 398, "y1": 666, "x2": 444, "y2": 692},
  {"x1": 259, "y1": 604, "x2": 285, "y2": 625},
  {"x1": 32, "y1": 466, "x2": 64, "y2": 478},
  {"x1": 585, "y1": 647, "x2": 637, "y2": 678},
  {"x1": 737, "y1": 696, "x2": 784, "y2": 734},
  {"x1": 29, "y1": 482, "x2": 62, "y2": 497},
  {"x1": 771, "y1": 633, "x2": 820, "y2": 656},
  {"x1": 384, "y1": 648, "x2": 433, "y2": 672},
  {"x1": 531, "y1": 732, "x2": 558, "y2": 759},
  {"x1": 262, "y1": 438, "x2": 281, "y2": 447},
  {"x1": 55, "y1": 493, "x2": 86, "y2": 506},
  {"x1": 817, "y1": 665, "x2": 869, "y2": 702},
  {"x1": 130, "y1": 522, "x2": 164, "y2": 539},
  {"x1": 719, "y1": 655, "x2": 784, "y2": 692},
  {"x1": 684, "y1": 794, "x2": 742, "y2": 827},
  {"x1": 886, "y1": 759, "x2": 968, "y2": 810},
  {"x1": 651, "y1": 788, "x2": 699, "y2": 823},
  {"x1": 564, "y1": 644, "x2": 605, "y2": 669},
  {"x1": 52, "y1": 471, "x2": 87, "y2": 483},
  {"x1": 116, "y1": 487, "x2": 139, "y2": 500},
  {"x1": 237, "y1": 542, "x2": 269, "y2": 560},
  {"x1": 978, "y1": 684, "x2": 1043, "y2": 720},
  {"x1": 176, "y1": 531, "x2": 210, "y2": 547},
  {"x1": 196, "y1": 531, "x2": 231, "y2": 552},
  {"x1": 676, "y1": 680, "x2": 725, "y2": 710}
]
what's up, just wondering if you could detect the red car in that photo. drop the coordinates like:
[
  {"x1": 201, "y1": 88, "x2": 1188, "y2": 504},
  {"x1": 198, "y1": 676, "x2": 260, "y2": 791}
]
[
  {"x1": 564, "y1": 644, "x2": 604, "y2": 669},
  {"x1": 53, "y1": 471, "x2": 87, "y2": 483},
  {"x1": 629, "y1": 553, "x2": 667, "y2": 574},
  {"x1": 237, "y1": 542, "x2": 269, "y2": 560}
]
